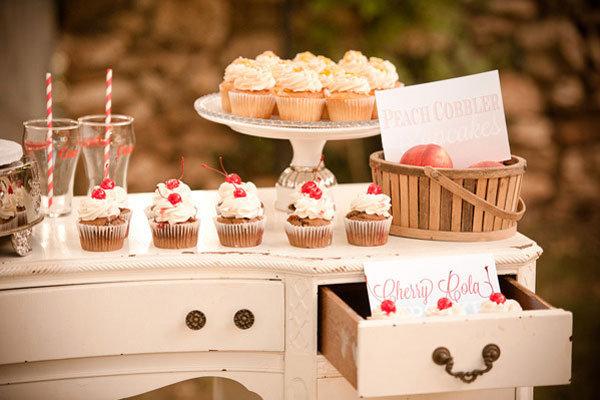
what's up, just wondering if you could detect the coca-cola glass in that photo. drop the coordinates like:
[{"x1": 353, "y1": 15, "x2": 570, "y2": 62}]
[
  {"x1": 79, "y1": 115, "x2": 135, "y2": 194},
  {"x1": 22, "y1": 118, "x2": 82, "y2": 217}
]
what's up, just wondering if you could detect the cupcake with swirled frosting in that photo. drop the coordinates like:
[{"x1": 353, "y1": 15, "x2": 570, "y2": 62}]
[
  {"x1": 285, "y1": 180, "x2": 335, "y2": 248},
  {"x1": 345, "y1": 183, "x2": 392, "y2": 246},
  {"x1": 214, "y1": 185, "x2": 265, "y2": 248},
  {"x1": 219, "y1": 57, "x2": 256, "y2": 113},
  {"x1": 229, "y1": 65, "x2": 276, "y2": 119},
  {"x1": 94, "y1": 178, "x2": 132, "y2": 236},
  {"x1": 275, "y1": 66, "x2": 325, "y2": 121},
  {"x1": 324, "y1": 71, "x2": 374, "y2": 121},
  {"x1": 479, "y1": 293, "x2": 523, "y2": 314},
  {"x1": 366, "y1": 57, "x2": 404, "y2": 119},
  {"x1": 425, "y1": 297, "x2": 466, "y2": 317},
  {"x1": 148, "y1": 179, "x2": 199, "y2": 249},
  {"x1": 77, "y1": 187, "x2": 127, "y2": 251},
  {"x1": 0, "y1": 184, "x2": 17, "y2": 233},
  {"x1": 368, "y1": 299, "x2": 413, "y2": 320}
]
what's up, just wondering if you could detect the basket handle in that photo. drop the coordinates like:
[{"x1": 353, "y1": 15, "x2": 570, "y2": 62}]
[{"x1": 423, "y1": 166, "x2": 526, "y2": 222}]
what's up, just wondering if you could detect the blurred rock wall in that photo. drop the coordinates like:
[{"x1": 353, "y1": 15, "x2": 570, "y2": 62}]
[{"x1": 54, "y1": 0, "x2": 599, "y2": 222}]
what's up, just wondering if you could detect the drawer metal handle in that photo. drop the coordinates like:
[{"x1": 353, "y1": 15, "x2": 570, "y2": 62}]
[
  {"x1": 432, "y1": 344, "x2": 501, "y2": 383},
  {"x1": 185, "y1": 310, "x2": 206, "y2": 330},
  {"x1": 233, "y1": 309, "x2": 254, "y2": 330}
]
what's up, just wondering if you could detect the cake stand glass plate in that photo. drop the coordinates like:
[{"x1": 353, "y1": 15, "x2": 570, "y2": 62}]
[{"x1": 194, "y1": 93, "x2": 381, "y2": 210}]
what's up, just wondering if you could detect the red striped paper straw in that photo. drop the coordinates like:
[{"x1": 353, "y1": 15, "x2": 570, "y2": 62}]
[
  {"x1": 45, "y1": 73, "x2": 53, "y2": 208},
  {"x1": 103, "y1": 68, "x2": 112, "y2": 179}
]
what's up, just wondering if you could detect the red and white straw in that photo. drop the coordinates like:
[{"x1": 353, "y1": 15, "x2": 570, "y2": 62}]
[
  {"x1": 45, "y1": 73, "x2": 53, "y2": 208},
  {"x1": 103, "y1": 68, "x2": 112, "y2": 179}
]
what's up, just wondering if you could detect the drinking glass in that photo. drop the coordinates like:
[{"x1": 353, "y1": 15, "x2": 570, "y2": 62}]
[
  {"x1": 78, "y1": 115, "x2": 135, "y2": 194},
  {"x1": 22, "y1": 118, "x2": 81, "y2": 217}
]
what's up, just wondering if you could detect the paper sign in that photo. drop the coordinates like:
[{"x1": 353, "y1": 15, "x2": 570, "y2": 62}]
[
  {"x1": 364, "y1": 253, "x2": 500, "y2": 316},
  {"x1": 376, "y1": 70, "x2": 511, "y2": 168}
]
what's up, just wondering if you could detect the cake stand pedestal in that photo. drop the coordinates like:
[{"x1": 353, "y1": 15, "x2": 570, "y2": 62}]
[{"x1": 194, "y1": 93, "x2": 380, "y2": 210}]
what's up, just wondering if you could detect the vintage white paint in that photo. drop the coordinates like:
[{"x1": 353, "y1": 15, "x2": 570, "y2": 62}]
[{"x1": 0, "y1": 185, "x2": 568, "y2": 400}]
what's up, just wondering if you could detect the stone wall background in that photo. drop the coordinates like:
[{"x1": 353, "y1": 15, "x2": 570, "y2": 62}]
[{"x1": 2, "y1": 0, "x2": 598, "y2": 398}]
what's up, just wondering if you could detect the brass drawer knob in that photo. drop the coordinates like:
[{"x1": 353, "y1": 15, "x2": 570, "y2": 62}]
[
  {"x1": 432, "y1": 343, "x2": 500, "y2": 384},
  {"x1": 185, "y1": 310, "x2": 206, "y2": 330},
  {"x1": 233, "y1": 309, "x2": 254, "y2": 330}
]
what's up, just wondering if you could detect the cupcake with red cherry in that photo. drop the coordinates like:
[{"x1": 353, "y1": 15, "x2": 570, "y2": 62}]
[
  {"x1": 368, "y1": 299, "x2": 413, "y2": 320},
  {"x1": 77, "y1": 187, "x2": 127, "y2": 252},
  {"x1": 344, "y1": 183, "x2": 392, "y2": 246},
  {"x1": 425, "y1": 297, "x2": 466, "y2": 317},
  {"x1": 285, "y1": 179, "x2": 335, "y2": 248},
  {"x1": 148, "y1": 186, "x2": 199, "y2": 249},
  {"x1": 479, "y1": 292, "x2": 523, "y2": 314},
  {"x1": 203, "y1": 160, "x2": 265, "y2": 247},
  {"x1": 95, "y1": 178, "x2": 131, "y2": 236}
]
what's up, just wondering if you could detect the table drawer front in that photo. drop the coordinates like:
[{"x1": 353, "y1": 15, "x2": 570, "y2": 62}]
[
  {"x1": 0, "y1": 279, "x2": 284, "y2": 364},
  {"x1": 319, "y1": 278, "x2": 572, "y2": 397}
]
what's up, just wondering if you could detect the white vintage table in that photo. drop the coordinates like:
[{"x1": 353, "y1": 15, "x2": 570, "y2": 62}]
[{"x1": 0, "y1": 184, "x2": 572, "y2": 400}]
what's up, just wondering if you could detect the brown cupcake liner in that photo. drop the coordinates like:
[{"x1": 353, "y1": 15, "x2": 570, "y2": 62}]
[
  {"x1": 284, "y1": 220, "x2": 333, "y2": 248},
  {"x1": 228, "y1": 91, "x2": 276, "y2": 119},
  {"x1": 326, "y1": 96, "x2": 375, "y2": 122},
  {"x1": 77, "y1": 221, "x2": 127, "y2": 252},
  {"x1": 344, "y1": 217, "x2": 392, "y2": 246},
  {"x1": 17, "y1": 210, "x2": 28, "y2": 226},
  {"x1": 121, "y1": 208, "x2": 132, "y2": 237},
  {"x1": 275, "y1": 96, "x2": 325, "y2": 122},
  {"x1": 150, "y1": 219, "x2": 200, "y2": 249},
  {"x1": 0, "y1": 216, "x2": 18, "y2": 233},
  {"x1": 213, "y1": 216, "x2": 266, "y2": 248}
]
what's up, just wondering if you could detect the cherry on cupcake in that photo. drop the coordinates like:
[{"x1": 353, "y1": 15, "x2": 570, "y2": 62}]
[
  {"x1": 437, "y1": 297, "x2": 453, "y2": 310},
  {"x1": 100, "y1": 178, "x2": 115, "y2": 190},
  {"x1": 7, "y1": 186, "x2": 13, "y2": 195},
  {"x1": 380, "y1": 299, "x2": 396, "y2": 315},
  {"x1": 233, "y1": 187, "x2": 247, "y2": 198},
  {"x1": 367, "y1": 183, "x2": 381, "y2": 195},
  {"x1": 489, "y1": 292, "x2": 507, "y2": 304},
  {"x1": 166, "y1": 179, "x2": 180, "y2": 190},
  {"x1": 92, "y1": 188, "x2": 106, "y2": 200},
  {"x1": 309, "y1": 187, "x2": 322, "y2": 200},
  {"x1": 168, "y1": 193, "x2": 182, "y2": 205},
  {"x1": 301, "y1": 181, "x2": 317, "y2": 194}
]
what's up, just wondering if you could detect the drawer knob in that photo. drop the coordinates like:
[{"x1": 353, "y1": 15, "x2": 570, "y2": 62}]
[
  {"x1": 432, "y1": 343, "x2": 500, "y2": 384},
  {"x1": 233, "y1": 309, "x2": 254, "y2": 330},
  {"x1": 185, "y1": 310, "x2": 206, "y2": 330}
]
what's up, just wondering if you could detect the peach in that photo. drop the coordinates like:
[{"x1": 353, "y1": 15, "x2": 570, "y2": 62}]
[
  {"x1": 469, "y1": 161, "x2": 504, "y2": 168},
  {"x1": 400, "y1": 144, "x2": 453, "y2": 168}
]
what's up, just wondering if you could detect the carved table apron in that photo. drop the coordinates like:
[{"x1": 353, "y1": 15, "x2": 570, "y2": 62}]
[{"x1": 0, "y1": 184, "x2": 566, "y2": 400}]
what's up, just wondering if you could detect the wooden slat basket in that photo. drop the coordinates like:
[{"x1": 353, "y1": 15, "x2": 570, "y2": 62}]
[{"x1": 369, "y1": 151, "x2": 527, "y2": 241}]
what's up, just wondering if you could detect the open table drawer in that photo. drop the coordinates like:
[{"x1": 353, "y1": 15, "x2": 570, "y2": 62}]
[{"x1": 319, "y1": 277, "x2": 572, "y2": 398}]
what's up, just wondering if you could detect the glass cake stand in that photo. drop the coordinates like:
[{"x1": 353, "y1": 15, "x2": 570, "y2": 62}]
[{"x1": 194, "y1": 93, "x2": 380, "y2": 210}]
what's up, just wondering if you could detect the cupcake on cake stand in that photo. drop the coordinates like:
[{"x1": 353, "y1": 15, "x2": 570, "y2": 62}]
[{"x1": 194, "y1": 93, "x2": 380, "y2": 211}]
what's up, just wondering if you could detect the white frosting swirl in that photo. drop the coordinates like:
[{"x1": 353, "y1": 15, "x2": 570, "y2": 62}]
[
  {"x1": 223, "y1": 57, "x2": 255, "y2": 82},
  {"x1": 218, "y1": 181, "x2": 258, "y2": 201},
  {"x1": 362, "y1": 61, "x2": 400, "y2": 90},
  {"x1": 94, "y1": 185, "x2": 128, "y2": 209},
  {"x1": 338, "y1": 50, "x2": 369, "y2": 74},
  {"x1": 293, "y1": 51, "x2": 317, "y2": 64},
  {"x1": 350, "y1": 192, "x2": 391, "y2": 217},
  {"x1": 480, "y1": 299, "x2": 523, "y2": 314},
  {"x1": 293, "y1": 194, "x2": 335, "y2": 220},
  {"x1": 255, "y1": 51, "x2": 280, "y2": 67},
  {"x1": 368, "y1": 307, "x2": 413, "y2": 320},
  {"x1": 152, "y1": 196, "x2": 197, "y2": 225},
  {"x1": 327, "y1": 72, "x2": 370, "y2": 94},
  {"x1": 233, "y1": 67, "x2": 275, "y2": 91},
  {"x1": 270, "y1": 60, "x2": 295, "y2": 83},
  {"x1": 153, "y1": 181, "x2": 192, "y2": 204},
  {"x1": 318, "y1": 66, "x2": 344, "y2": 88},
  {"x1": 13, "y1": 186, "x2": 26, "y2": 208},
  {"x1": 0, "y1": 193, "x2": 17, "y2": 219},
  {"x1": 425, "y1": 303, "x2": 466, "y2": 317},
  {"x1": 78, "y1": 196, "x2": 121, "y2": 221},
  {"x1": 217, "y1": 194, "x2": 263, "y2": 219},
  {"x1": 277, "y1": 67, "x2": 322, "y2": 92}
]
